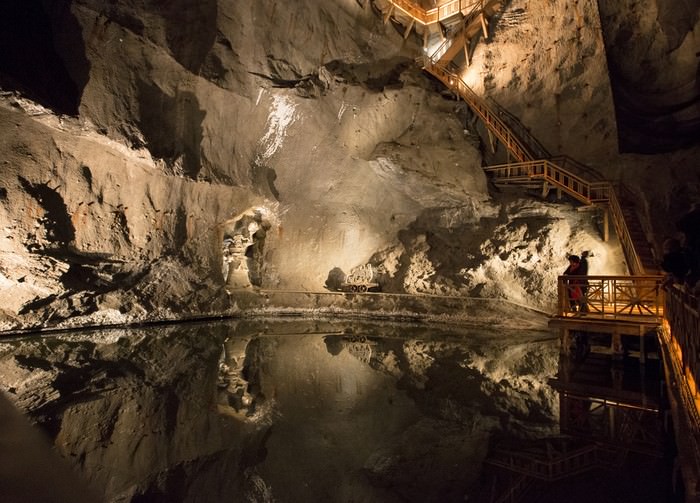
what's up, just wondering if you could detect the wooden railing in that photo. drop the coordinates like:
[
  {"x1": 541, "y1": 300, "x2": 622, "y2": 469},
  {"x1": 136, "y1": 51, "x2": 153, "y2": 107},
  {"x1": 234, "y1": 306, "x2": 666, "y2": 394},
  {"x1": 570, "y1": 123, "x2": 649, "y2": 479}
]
[
  {"x1": 429, "y1": 2, "x2": 484, "y2": 64},
  {"x1": 484, "y1": 160, "x2": 647, "y2": 275},
  {"x1": 422, "y1": 60, "x2": 535, "y2": 162},
  {"x1": 428, "y1": 1, "x2": 489, "y2": 63},
  {"x1": 660, "y1": 286, "x2": 700, "y2": 494},
  {"x1": 488, "y1": 442, "x2": 622, "y2": 481},
  {"x1": 387, "y1": 0, "x2": 485, "y2": 25},
  {"x1": 484, "y1": 160, "x2": 592, "y2": 203},
  {"x1": 605, "y1": 184, "x2": 647, "y2": 276},
  {"x1": 556, "y1": 275, "x2": 665, "y2": 319},
  {"x1": 665, "y1": 286, "x2": 700, "y2": 414}
]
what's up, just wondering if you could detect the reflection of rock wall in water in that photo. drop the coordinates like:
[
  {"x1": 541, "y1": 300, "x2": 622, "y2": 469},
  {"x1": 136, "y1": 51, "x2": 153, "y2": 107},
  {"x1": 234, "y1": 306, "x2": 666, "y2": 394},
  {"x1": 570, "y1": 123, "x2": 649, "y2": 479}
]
[
  {"x1": 0, "y1": 320, "x2": 558, "y2": 502},
  {"x1": 0, "y1": 325, "x2": 272, "y2": 501}
]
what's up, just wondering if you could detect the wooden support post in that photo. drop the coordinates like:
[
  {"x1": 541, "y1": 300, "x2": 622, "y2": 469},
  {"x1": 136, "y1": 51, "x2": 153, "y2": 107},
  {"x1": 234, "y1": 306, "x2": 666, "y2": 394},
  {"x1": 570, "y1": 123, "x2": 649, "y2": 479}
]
[
  {"x1": 423, "y1": 27, "x2": 429, "y2": 52},
  {"x1": 640, "y1": 362, "x2": 648, "y2": 407},
  {"x1": 608, "y1": 404, "x2": 616, "y2": 438},
  {"x1": 487, "y1": 129, "x2": 496, "y2": 154},
  {"x1": 612, "y1": 330, "x2": 623, "y2": 360},
  {"x1": 612, "y1": 364, "x2": 623, "y2": 390},
  {"x1": 556, "y1": 187, "x2": 562, "y2": 200},
  {"x1": 542, "y1": 181, "x2": 550, "y2": 199},
  {"x1": 561, "y1": 328, "x2": 571, "y2": 356},
  {"x1": 383, "y1": 5, "x2": 394, "y2": 24},
  {"x1": 560, "y1": 351, "x2": 571, "y2": 382},
  {"x1": 560, "y1": 392, "x2": 569, "y2": 432},
  {"x1": 464, "y1": 37, "x2": 470, "y2": 66},
  {"x1": 480, "y1": 13, "x2": 489, "y2": 38},
  {"x1": 404, "y1": 19, "x2": 415, "y2": 39},
  {"x1": 639, "y1": 326, "x2": 646, "y2": 365},
  {"x1": 603, "y1": 207, "x2": 609, "y2": 242}
]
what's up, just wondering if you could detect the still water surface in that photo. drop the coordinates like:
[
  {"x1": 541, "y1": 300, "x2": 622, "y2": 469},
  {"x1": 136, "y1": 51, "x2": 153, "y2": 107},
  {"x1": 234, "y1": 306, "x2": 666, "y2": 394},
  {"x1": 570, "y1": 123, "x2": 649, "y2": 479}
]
[{"x1": 0, "y1": 318, "x2": 671, "y2": 502}]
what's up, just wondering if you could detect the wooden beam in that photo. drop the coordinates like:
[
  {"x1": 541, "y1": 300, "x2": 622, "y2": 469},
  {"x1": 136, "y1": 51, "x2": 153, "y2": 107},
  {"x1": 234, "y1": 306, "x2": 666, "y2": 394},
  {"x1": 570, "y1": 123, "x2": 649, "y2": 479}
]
[
  {"x1": 603, "y1": 207, "x2": 610, "y2": 242},
  {"x1": 480, "y1": 12, "x2": 489, "y2": 38},
  {"x1": 403, "y1": 18, "x2": 415, "y2": 39},
  {"x1": 383, "y1": 5, "x2": 394, "y2": 24},
  {"x1": 487, "y1": 129, "x2": 496, "y2": 154},
  {"x1": 463, "y1": 35, "x2": 470, "y2": 66}
]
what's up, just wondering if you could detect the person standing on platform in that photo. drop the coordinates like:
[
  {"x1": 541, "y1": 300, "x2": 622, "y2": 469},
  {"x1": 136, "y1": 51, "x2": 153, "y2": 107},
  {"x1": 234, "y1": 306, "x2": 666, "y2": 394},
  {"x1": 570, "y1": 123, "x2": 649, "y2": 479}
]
[
  {"x1": 578, "y1": 251, "x2": 591, "y2": 312},
  {"x1": 677, "y1": 203, "x2": 700, "y2": 289},
  {"x1": 563, "y1": 255, "x2": 583, "y2": 312}
]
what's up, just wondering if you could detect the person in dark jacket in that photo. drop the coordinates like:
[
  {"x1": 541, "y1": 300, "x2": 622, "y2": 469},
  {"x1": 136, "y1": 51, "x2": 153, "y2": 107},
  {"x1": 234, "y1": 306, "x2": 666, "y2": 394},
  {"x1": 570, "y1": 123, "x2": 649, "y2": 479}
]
[
  {"x1": 563, "y1": 255, "x2": 583, "y2": 312},
  {"x1": 660, "y1": 237, "x2": 689, "y2": 286},
  {"x1": 677, "y1": 203, "x2": 700, "y2": 287},
  {"x1": 578, "y1": 251, "x2": 592, "y2": 312}
]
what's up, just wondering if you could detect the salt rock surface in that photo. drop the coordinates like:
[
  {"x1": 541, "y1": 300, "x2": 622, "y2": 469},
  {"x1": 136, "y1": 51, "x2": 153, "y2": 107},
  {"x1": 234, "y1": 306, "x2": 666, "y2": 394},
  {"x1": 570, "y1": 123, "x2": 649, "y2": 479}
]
[{"x1": 0, "y1": 0, "x2": 697, "y2": 330}]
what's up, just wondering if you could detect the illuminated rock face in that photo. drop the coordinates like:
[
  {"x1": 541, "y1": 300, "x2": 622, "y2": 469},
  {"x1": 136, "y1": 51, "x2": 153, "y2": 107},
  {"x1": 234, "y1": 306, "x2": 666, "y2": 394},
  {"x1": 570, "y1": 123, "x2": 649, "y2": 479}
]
[{"x1": 0, "y1": 0, "x2": 697, "y2": 330}]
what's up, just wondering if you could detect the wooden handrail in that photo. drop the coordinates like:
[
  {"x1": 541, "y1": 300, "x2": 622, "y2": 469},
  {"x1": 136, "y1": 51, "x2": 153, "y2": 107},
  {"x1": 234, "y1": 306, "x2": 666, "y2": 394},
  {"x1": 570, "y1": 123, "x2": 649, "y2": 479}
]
[
  {"x1": 556, "y1": 275, "x2": 664, "y2": 319},
  {"x1": 484, "y1": 160, "x2": 647, "y2": 275},
  {"x1": 665, "y1": 286, "x2": 700, "y2": 422},
  {"x1": 422, "y1": 60, "x2": 535, "y2": 162},
  {"x1": 387, "y1": 0, "x2": 484, "y2": 25},
  {"x1": 484, "y1": 160, "x2": 592, "y2": 202},
  {"x1": 428, "y1": 1, "x2": 488, "y2": 62},
  {"x1": 489, "y1": 443, "x2": 621, "y2": 482},
  {"x1": 661, "y1": 286, "x2": 700, "y2": 490},
  {"x1": 606, "y1": 188, "x2": 646, "y2": 276}
]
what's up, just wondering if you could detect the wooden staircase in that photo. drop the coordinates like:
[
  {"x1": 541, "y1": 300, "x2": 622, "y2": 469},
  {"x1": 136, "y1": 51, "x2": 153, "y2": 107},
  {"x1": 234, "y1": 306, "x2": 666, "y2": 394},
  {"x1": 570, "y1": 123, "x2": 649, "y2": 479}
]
[
  {"x1": 429, "y1": 0, "x2": 504, "y2": 65},
  {"x1": 375, "y1": 1, "x2": 660, "y2": 277},
  {"x1": 617, "y1": 189, "x2": 659, "y2": 273}
]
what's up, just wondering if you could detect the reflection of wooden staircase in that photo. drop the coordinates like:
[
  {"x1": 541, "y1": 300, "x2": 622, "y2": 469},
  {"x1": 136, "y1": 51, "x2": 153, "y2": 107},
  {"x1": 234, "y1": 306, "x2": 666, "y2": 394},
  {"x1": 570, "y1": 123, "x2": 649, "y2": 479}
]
[
  {"x1": 487, "y1": 439, "x2": 625, "y2": 481},
  {"x1": 485, "y1": 437, "x2": 626, "y2": 503}
]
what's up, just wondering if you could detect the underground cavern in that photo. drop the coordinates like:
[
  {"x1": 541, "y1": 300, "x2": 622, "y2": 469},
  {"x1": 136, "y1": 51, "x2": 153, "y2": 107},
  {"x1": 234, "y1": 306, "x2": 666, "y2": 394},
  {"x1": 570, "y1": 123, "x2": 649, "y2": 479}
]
[{"x1": 0, "y1": 0, "x2": 699, "y2": 501}]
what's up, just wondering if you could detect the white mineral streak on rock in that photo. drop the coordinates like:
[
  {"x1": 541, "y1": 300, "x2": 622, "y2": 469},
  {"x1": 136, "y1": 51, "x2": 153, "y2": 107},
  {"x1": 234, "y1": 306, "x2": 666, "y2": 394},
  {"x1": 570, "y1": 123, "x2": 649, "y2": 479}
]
[
  {"x1": 255, "y1": 88, "x2": 265, "y2": 106},
  {"x1": 337, "y1": 102, "x2": 347, "y2": 122},
  {"x1": 258, "y1": 95, "x2": 298, "y2": 160}
]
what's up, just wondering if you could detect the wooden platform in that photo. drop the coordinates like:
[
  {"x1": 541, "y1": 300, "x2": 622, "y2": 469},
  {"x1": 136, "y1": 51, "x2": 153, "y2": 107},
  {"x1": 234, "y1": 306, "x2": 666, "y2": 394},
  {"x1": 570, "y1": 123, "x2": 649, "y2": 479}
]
[{"x1": 549, "y1": 314, "x2": 661, "y2": 336}]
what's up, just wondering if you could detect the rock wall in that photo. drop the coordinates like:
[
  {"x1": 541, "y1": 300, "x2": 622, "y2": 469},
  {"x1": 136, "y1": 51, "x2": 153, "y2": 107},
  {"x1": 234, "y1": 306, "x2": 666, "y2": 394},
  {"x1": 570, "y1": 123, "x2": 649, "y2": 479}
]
[{"x1": 0, "y1": 0, "x2": 697, "y2": 330}]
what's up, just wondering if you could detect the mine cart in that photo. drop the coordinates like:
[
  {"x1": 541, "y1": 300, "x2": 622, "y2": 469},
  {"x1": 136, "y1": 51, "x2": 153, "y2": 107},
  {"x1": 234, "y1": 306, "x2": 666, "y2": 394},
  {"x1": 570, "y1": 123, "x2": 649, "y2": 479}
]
[{"x1": 340, "y1": 264, "x2": 379, "y2": 292}]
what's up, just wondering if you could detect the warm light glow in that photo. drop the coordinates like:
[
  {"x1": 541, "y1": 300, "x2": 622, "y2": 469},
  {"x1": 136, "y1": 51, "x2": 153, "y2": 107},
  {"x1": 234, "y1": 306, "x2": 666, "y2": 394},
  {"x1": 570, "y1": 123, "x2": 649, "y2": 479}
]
[{"x1": 458, "y1": 65, "x2": 481, "y2": 93}]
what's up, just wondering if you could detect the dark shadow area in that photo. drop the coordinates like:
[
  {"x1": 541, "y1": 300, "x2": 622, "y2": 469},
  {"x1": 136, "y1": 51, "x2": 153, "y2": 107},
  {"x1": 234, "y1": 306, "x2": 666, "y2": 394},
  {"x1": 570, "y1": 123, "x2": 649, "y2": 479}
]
[
  {"x1": 161, "y1": 0, "x2": 218, "y2": 73},
  {"x1": 0, "y1": 0, "x2": 89, "y2": 115},
  {"x1": 599, "y1": 1, "x2": 700, "y2": 154},
  {"x1": 137, "y1": 81, "x2": 206, "y2": 179},
  {"x1": 325, "y1": 57, "x2": 414, "y2": 91},
  {"x1": 18, "y1": 176, "x2": 75, "y2": 246},
  {"x1": 324, "y1": 267, "x2": 346, "y2": 291},
  {"x1": 610, "y1": 75, "x2": 700, "y2": 154}
]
